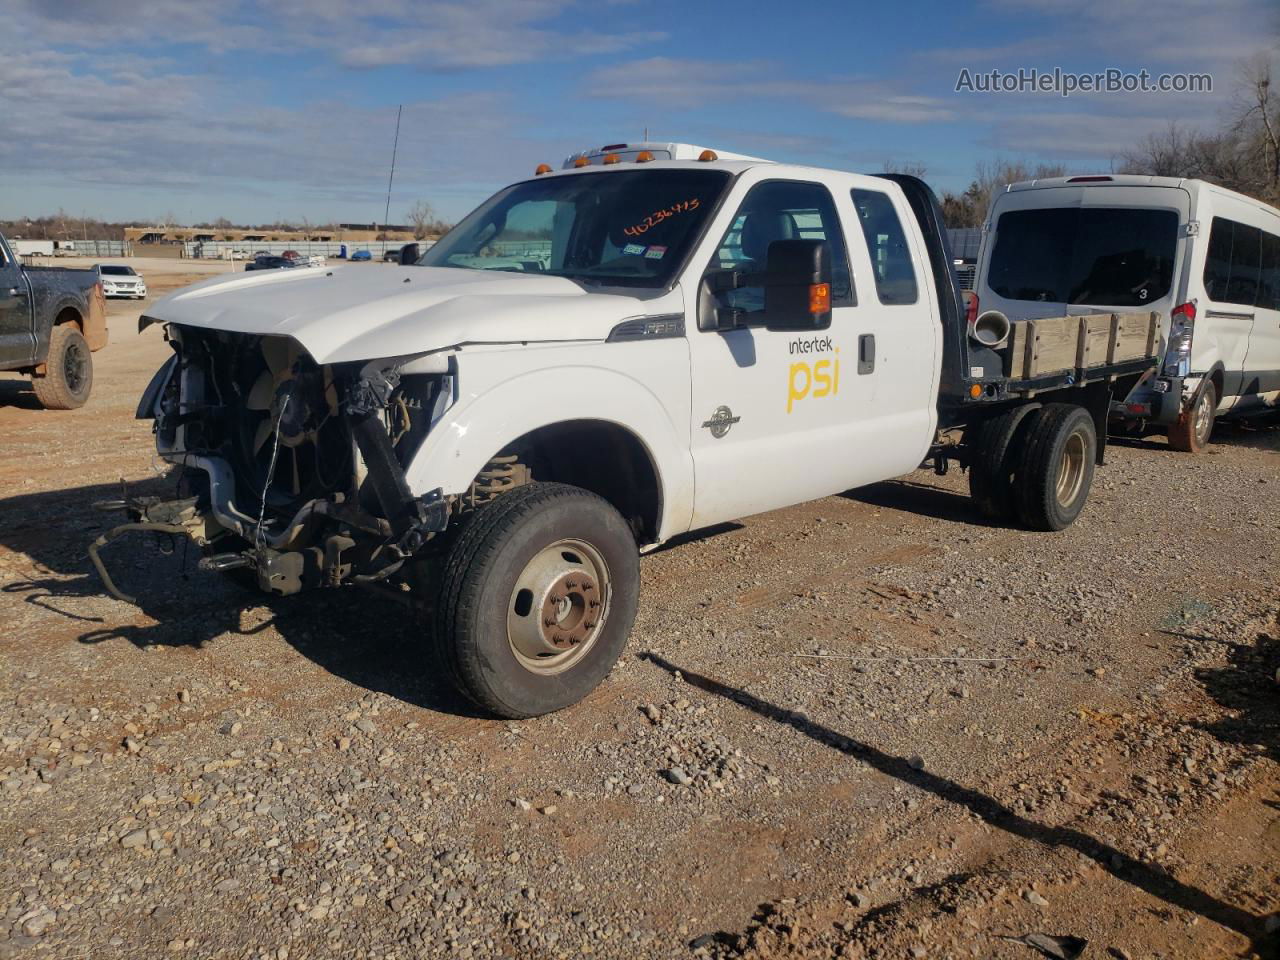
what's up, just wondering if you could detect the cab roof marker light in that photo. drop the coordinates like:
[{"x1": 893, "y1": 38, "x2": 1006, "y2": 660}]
[
  {"x1": 573, "y1": 155, "x2": 590, "y2": 168},
  {"x1": 534, "y1": 163, "x2": 552, "y2": 175},
  {"x1": 635, "y1": 151, "x2": 655, "y2": 163},
  {"x1": 698, "y1": 150, "x2": 718, "y2": 162},
  {"x1": 602, "y1": 153, "x2": 621, "y2": 165}
]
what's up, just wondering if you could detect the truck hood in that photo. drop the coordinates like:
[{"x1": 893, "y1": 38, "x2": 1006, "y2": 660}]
[{"x1": 144, "y1": 264, "x2": 660, "y2": 363}]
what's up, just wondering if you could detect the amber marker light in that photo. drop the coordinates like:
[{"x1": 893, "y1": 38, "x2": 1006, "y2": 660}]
[
  {"x1": 697, "y1": 149, "x2": 718, "y2": 162},
  {"x1": 574, "y1": 155, "x2": 591, "y2": 168},
  {"x1": 602, "y1": 153, "x2": 621, "y2": 164},
  {"x1": 808, "y1": 283, "x2": 831, "y2": 314},
  {"x1": 635, "y1": 151, "x2": 655, "y2": 163},
  {"x1": 534, "y1": 163, "x2": 552, "y2": 175}
]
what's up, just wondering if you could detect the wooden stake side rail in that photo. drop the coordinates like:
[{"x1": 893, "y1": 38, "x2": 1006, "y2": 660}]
[{"x1": 1006, "y1": 311, "x2": 1161, "y2": 382}]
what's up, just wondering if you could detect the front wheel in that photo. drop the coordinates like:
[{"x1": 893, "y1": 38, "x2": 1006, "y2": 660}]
[
  {"x1": 434, "y1": 482, "x2": 640, "y2": 719},
  {"x1": 1013, "y1": 404, "x2": 1097, "y2": 531},
  {"x1": 1167, "y1": 381, "x2": 1216, "y2": 453}
]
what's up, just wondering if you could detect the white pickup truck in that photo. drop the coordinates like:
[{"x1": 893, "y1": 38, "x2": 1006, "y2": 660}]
[{"x1": 95, "y1": 143, "x2": 1161, "y2": 718}]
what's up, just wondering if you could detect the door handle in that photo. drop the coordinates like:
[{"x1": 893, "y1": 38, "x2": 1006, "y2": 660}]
[
  {"x1": 6, "y1": 286, "x2": 27, "y2": 298},
  {"x1": 857, "y1": 334, "x2": 875, "y2": 375}
]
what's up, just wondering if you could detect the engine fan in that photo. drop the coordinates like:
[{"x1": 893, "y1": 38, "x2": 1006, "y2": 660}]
[{"x1": 235, "y1": 337, "x2": 346, "y2": 508}]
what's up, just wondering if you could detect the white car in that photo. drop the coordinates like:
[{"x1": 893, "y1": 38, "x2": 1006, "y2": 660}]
[
  {"x1": 97, "y1": 264, "x2": 147, "y2": 299},
  {"x1": 115, "y1": 146, "x2": 1156, "y2": 718}
]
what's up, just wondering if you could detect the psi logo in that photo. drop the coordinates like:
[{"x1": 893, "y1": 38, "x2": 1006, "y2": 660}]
[{"x1": 787, "y1": 336, "x2": 840, "y2": 413}]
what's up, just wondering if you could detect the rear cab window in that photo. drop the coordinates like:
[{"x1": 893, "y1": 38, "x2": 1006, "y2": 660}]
[
  {"x1": 850, "y1": 189, "x2": 918, "y2": 304},
  {"x1": 987, "y1": 207, "x2": 1177, "y2": 307}
]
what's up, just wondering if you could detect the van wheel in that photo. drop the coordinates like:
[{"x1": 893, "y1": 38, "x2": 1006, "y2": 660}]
[
  {"x1": 31, "y1": 325, "x2": 93, "y2": 410},
  {"x1": 1167, "y1": 381, "x2": 1216, "y2": 453},
  {"x1": 966, "y1": 405, "x2": 1039, "y2": 521},
  {"x1": 1013, "y1": 404, "x2": 1097, "y2": 531},
  {"x1": 435, "y1": 482, "x2": 640, "y2": 719}
]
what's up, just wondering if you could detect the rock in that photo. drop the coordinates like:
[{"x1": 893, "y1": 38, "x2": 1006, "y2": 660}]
[
  {"x1": 846, "y1": 890, "x2": 867, "y2": 908},
  {"x1": 1182, "y1": 757, "x2": 1196, "y2": 774},
  {"x1": 513, "y1": 798, "x2": 532, "y2": 812},
  {"x1": 355, "y1": 719, "x2": 377, "y2": 736},
  {"x1": 21, "y1": 911, "x2": 56, "y2": 937},
  {"x1": 213, "y1": 878, "x2": 241, "y2": 893},
  {"x1": 907, "y1": 755, "x2": 925, "y2": 771},
  {"x1": 1022, "y1": 889, "x2": 1049, "y2": 907},
  {"x1": 663, "y1": 767, "x2": 692, "y2": 786},
  {"x1": 120, "y1": 828, "x2": 148, "y2": 849},
  {"x1": 539, "y1": 805, "x2": 557, "y2": 816},
  {"x1": 642, "y1": 704, "x2": 661, "y2": 723}
]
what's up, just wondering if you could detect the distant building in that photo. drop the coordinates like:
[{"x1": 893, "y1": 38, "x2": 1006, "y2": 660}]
[{"x1": 124, "y1": 224, "x2": 423, "y2": 246}]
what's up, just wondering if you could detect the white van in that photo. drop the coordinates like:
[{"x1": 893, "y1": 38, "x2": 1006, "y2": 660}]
[{"x1": 975, "y1": 175, "x2": 1280, "y2": 451}]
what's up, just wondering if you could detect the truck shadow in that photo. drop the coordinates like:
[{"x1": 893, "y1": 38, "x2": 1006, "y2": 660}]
[
  {"x1": 0, "y1": 378, "x2": 42, "y2": 410},
  {"x1": 639, "y1": 651, "x2": 1274, "y2": 952},
  {"x1": 0, "y1": 478, "x2": 480, "y2": 718},
  {"x1": 841, "y1": 477, "x2": 997, "y2": 527},
  {"x1": 1193, "y1": 613, "x2": 1279, "y2": 764}
]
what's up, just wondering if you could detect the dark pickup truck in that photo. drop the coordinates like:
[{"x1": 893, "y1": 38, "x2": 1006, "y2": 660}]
[{"x1": 0, "y1": 232, "x2": 108, "y2": 408}]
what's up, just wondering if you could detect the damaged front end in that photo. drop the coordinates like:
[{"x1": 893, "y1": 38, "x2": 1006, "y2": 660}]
[{"x1": 95, "y1": 324, "x2": 457, "y2": 602}]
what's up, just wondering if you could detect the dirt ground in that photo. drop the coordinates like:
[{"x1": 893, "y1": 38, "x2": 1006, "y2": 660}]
[{"x1": 0, "y1": 260, "x2": 1277, "y2": 959}]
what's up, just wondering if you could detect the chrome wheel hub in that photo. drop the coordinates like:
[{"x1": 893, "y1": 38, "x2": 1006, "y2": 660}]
[
  {"x1": 1055, "y1": 430, "x2": 1086, "y2": 507},
  {"x1": 507, "y1": 538, "x2": 610, "y2": 675}
]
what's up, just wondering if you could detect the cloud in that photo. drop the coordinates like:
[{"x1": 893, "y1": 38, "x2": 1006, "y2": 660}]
[
  {"x1": 584, "y1": 58, "x2": 953, "y2": 124},
  {"x1": 10, "y1": 0, "x2": 665, "y2": 71}
]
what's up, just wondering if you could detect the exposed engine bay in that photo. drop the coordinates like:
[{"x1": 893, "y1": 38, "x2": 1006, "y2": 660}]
[{"x1": 91, "y1": 324, "x2": 512, "y2": 601}]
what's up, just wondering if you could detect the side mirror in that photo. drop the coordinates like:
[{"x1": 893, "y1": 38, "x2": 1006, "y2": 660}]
[
  {"x1": 763, "y1": 239, "x2": 832, "y2": 332},
  {"x1": 399, "y1": 243, "x2": 420, "y2": 265}
]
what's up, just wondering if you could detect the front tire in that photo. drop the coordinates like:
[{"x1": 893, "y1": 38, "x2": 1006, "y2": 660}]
[
  {"x1": 1013, "y1": 404, "x2": 1097, "y2": 531},
  {"x1": 1167, "y1": 381, "x2": 1216, "y2": 453},
  {"x1": 31, "y1": 324, "x2": 93, "y2": 410},
  {"x1": 434, "y1": 482, "x2": 640, "y2": 719}
]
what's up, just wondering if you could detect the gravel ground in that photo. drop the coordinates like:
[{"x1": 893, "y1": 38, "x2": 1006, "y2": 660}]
[{"x1": 1, "y1": 268, "x2": 1277, "y2": 959}]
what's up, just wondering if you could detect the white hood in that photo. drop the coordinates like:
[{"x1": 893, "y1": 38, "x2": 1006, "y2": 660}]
[{"x1": 145, "y1": 264, "x2": 657, "y2": 363}]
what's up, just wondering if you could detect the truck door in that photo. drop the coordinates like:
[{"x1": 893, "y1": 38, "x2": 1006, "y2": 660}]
[
  {"x1": 0, "y1": 240, "x2": 35, "y2": 368},
  {"x1": 684, "y1": 177, "x2": 935, "y2": 529}
]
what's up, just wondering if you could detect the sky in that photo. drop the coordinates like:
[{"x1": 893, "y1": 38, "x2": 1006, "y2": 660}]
[{"x1": 1, "y1": 0, "x2": 1276, "y2": 227}]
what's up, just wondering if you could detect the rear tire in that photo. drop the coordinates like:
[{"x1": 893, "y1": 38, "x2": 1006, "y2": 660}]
[
  {"x1": 1013, "y1": 404, "x2": 1097, "y2": 531},
  {"x1": 31, "y1": 324, "x2": 93, "y2": 410},
  {"x1": 966, "y1": 405, "x2": 1039, "y2": 522},
  {"x1": 434, "y1": 481, "x2": 640, "y2": 719},
  {"x1": 1167, "y1": 380, "x2": 1216, "y2": 453}
]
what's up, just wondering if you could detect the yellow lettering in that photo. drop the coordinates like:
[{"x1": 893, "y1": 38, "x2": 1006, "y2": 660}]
[
  {"x1": 833, "y1": 348, "x2": 840, "y2": 396},
  {"x1": 813, "y1": 359, "x2": 832, "y2": 397},
  {"x1": 787, "y1": 363, "x2": 811, "y2": 414}
]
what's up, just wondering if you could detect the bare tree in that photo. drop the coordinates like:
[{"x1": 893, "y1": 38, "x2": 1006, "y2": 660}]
[
  {"x1": 405, "y1": 200, "x2": 436, "y2": 239},
  {"x1": 941, "y1": 159, "x2": 1067, "y2": 228},
  {"x1": 881, "y1": 159, "x2": 928, "y2": 178},
  {"x1": 1236, "y1": 53, "x2": 1280, "y2": 201}
]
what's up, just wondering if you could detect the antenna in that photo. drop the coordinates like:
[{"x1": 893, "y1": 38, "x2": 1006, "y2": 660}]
[{"x1": 382, "y1": 104, "x2": 402, "y2": 253}]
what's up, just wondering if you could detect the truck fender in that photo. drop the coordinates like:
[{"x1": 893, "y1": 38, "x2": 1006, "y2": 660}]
[
  {"x1": 1185, "y1": 360, "x2": 1226, "y2": 410},
  {"x1": 403, "y1": 366, "x2": 693, "y2": 543}
]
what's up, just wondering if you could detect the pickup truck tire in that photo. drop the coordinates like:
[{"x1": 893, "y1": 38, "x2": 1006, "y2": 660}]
[
  {"x1": 435, "y1": 481, "x2": 640, "y2": 719},
  {"x1": 31, "y1": 324, "x2": 93, "y2": 410},
  {"x1": 1013, "y1": 404, "x2": 1097, "y2": 531},
  {"x1": 967, "y1": 405, "x2": 1040, "y2": 521},
  {"x1": 1166, "y1": 380, "x2": 1216, "y2": 453}
]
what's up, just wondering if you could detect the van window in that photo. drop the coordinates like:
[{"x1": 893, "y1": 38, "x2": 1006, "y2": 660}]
[
  {"x1": 1261, "y1": 230, "x2": 1280, "y2": 311},
  {"x1": 851, "y1": 189, "x2": 918, "y2": 304},
  {"x1": 1204, "y1": 217, "x2": 1264, "y2": 307},
  {"x1": 988, "y1": 207, "x2": 1177, "y2": 306}
]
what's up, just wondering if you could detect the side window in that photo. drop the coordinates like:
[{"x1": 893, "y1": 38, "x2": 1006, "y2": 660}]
[
  {"x1": 1226, "y1": 222, "x2": 1261, "y2": 305},
  {"x1": 708, "y1": 180, "x2": 854, "y2": 315},
  {"x1": 1260, "y1": 230, "x2": 1280, "y2": 312},
  {"x1": 1204, "y1": 217, "x2": 1263, "y2": 307},
  {"x1": 850, "y1": 189, "x2": 918, "y2": 305},
  {"x1": 1203, "y1": 217, "x2": 1232, "y2": 302}
]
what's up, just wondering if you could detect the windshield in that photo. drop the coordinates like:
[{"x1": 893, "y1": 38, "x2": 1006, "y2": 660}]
[
  {"x1": 100, "y1": 266, "x2": 134, "y2": 276},
  {"x1": 420, "y1": 169, "x2": 731, "y2": 287},
  {"x1": 987, "y1": 207, "x2": 1178, "y2": 306}
]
